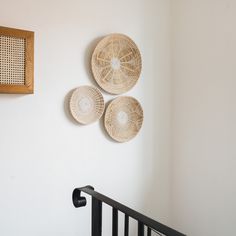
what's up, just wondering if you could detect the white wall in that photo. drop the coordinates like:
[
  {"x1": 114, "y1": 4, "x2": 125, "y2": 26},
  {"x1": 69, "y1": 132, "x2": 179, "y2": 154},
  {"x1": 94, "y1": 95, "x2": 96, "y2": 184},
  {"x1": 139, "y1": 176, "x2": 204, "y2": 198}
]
[
  {"x1": 0, "y1": 0, "x2": 172, "y2": 235},
  {"x1": 171, "y1": 1, "x2": 236, "y2": 235},
  {"x1": 3, "y1": 1, "x2": 235, "y2": 235}
]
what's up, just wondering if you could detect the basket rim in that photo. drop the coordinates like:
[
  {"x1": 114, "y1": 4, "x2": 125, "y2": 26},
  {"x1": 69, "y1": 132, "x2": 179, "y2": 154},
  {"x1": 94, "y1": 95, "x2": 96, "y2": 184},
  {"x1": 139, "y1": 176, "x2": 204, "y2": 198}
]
[
  {"x1": 91, "y1": 33, "x2": 142, "y2": 95},
  {"x1": 104, "y1": 96, "x2": 144, "y2": 142},
  {"x1": 69, "y1": 85, "x2": 105, "y2": 125}
]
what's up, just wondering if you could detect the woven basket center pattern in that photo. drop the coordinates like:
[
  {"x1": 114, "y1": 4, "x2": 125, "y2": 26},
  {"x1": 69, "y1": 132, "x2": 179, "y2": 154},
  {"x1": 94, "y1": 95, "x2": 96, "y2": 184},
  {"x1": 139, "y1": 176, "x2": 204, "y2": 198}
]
[{"x1": 92, "y1": 34, "x2": 142, "y2": 94}]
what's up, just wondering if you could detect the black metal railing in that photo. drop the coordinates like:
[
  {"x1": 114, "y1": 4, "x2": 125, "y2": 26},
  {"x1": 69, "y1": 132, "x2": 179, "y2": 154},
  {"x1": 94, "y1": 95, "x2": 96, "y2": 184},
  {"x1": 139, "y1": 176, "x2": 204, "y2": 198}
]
[{"x1": 72, "y1": 186, "x2": 186, "y2": 236}]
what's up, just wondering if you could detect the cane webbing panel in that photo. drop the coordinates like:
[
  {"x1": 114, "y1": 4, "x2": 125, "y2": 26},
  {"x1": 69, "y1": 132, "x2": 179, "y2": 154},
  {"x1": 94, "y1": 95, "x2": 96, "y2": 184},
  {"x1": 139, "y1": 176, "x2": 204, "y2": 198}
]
[{"x1": 0, "y1": 35, "x2": 26, "y2": 85}]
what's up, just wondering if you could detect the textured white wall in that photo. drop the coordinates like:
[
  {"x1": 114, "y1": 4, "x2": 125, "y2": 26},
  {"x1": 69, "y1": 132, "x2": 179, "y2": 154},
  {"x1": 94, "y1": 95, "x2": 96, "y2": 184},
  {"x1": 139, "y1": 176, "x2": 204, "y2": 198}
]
[
  {"x1": 171, "y1": 1, "x2": 236, "y2": 235},
  {"x1": 0, "y1": 0, "x2": 171, "y2": 235}
]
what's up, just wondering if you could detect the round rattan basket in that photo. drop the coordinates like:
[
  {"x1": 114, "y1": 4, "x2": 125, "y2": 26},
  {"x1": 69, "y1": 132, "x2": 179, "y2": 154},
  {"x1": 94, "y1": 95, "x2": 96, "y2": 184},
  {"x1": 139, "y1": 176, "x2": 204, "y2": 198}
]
[
  {"x1": 91, "y1": 34, "x2": 142, "y2": 95},
  {"x1": 104, "y1": 96, "x2": 143, "y2": 142},
  {"x1": 70, "y1": 86, "x2": 105, "y2": 125}
]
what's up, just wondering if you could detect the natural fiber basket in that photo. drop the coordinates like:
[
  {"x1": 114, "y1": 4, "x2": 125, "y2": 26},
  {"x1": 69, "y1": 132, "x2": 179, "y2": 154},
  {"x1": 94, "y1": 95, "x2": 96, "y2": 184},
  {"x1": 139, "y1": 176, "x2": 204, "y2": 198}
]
[
  {"x1": 91, "y1": 34, "x2": 142, "y2": 95},
  {"x1": 104, "y1": 96, "x2": 143, "y2": 142},
  {"x1": 70, "y1": 86, "x2": 105, "y2": 124}
]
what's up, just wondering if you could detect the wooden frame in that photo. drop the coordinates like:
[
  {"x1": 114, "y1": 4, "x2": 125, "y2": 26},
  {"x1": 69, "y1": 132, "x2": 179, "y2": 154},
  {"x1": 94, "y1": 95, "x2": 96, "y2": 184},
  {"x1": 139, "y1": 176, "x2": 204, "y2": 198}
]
[{"x1": 0, "y1": 26, "x2": 34, "y2": 94}]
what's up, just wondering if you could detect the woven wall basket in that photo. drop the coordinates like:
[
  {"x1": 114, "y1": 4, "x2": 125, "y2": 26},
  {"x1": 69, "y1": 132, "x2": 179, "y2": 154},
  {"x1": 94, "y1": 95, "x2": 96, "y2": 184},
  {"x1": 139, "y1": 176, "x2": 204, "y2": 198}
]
[
  {"x1": 104, "y1": 96, "x2": 143, "y2": 142},
  {"x1": 70, "y1": 86, "x2": 105, "y2": 125},
  {"x1": 91, "y1": 34, "x2": 142, "y2": 95}
]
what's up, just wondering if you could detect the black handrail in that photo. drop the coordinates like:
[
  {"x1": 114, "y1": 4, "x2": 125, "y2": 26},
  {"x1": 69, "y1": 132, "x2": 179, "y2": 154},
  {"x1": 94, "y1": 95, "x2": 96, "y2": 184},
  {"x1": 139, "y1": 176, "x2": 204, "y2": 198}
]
[{"x1": 72, "y1": 186, "x2": 186, "y2": 236}]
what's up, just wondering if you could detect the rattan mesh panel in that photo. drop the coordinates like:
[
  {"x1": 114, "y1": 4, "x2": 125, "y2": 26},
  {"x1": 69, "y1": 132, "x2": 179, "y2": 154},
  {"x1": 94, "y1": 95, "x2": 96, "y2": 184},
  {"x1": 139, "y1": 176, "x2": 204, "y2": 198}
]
[{"x1": 0, "y1": 35, "x2": 25, "y2": 85}]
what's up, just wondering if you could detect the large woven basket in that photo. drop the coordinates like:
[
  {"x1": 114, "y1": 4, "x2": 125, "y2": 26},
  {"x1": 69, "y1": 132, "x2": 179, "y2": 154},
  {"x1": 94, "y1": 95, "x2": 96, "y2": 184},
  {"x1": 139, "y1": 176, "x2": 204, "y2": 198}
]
[
  {"x1": 104, "y1": 96, "x2": 143, "y2": 142},
  {"x1": 91, "y1": 34, "x2": 142, "y2": 95},
  {"x1": 70, "y1": 86, "x2": 105, "y2": 125}
]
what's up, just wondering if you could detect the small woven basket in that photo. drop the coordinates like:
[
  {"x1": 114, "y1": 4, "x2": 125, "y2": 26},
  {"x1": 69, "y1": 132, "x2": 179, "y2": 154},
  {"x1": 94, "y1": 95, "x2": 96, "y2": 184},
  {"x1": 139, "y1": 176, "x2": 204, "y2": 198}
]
[
  {"x1": 70, "y1": 86, "x2": 105, "y2": 125},
  {"x1": 104, "y1": 96, "x2": 143, "y2": 142}
]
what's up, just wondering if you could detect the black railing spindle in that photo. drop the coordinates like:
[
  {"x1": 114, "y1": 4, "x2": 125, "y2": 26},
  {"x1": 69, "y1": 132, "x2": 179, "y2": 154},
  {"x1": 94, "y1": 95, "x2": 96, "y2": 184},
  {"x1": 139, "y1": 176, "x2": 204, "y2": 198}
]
[
  {"x1": 112, "y1": 208, "x2": 118, "y2": 236},
  {"x1": 124, "y1": 214, "x2": 129, "y2": 236},
  {"x1": 138, "y1": 222, "x2": 144, "y2": 236},
  {"x1": 92, "y1": 197, "x2": 102, "y2": 236}
]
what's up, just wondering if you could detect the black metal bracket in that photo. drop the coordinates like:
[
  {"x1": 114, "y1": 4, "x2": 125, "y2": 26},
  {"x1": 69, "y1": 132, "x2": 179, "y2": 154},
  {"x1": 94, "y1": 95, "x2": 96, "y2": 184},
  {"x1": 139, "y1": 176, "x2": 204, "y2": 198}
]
[{"x1": 72, "y1": 185, "x2": 94, "y2": 208}]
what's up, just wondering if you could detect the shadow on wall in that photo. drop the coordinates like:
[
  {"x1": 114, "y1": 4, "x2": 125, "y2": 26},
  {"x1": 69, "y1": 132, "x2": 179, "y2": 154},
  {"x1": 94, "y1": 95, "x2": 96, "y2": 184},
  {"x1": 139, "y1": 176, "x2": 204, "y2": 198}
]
[
  {"x1": 138, "y1": 0, "x2": 172, "y2": 228},
  {"x1": 83, "y1": 35, "x2": 124, "y2": 96},
  {"x1": 83, "y1": 36, "x2": 107, "y2": 93},
  {"x1": 0, "y1": 94, "x2": 30, "y2": 99},
  {"x1": 63, "y1": 35, "x2": 117, "y2": 142},
  {"x1": 64, "y1": 88, "x2": 81, "y2": 126}
]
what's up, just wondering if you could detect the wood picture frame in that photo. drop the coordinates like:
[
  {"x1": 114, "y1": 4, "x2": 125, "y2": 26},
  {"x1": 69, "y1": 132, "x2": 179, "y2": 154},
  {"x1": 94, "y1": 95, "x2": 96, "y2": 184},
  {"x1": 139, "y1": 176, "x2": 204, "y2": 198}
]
[{"x1": 0, "y1": 26, "x2": 34, "y2": 94}]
